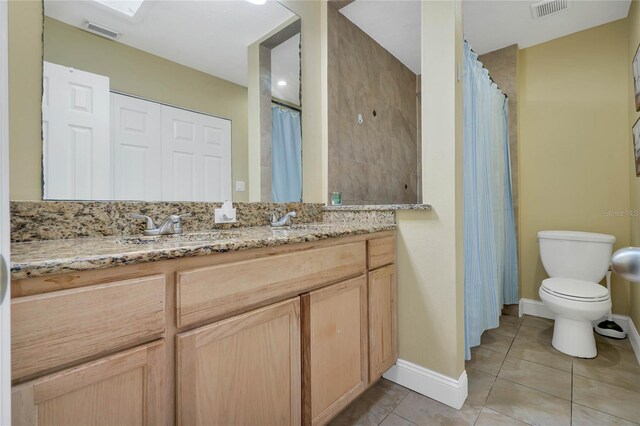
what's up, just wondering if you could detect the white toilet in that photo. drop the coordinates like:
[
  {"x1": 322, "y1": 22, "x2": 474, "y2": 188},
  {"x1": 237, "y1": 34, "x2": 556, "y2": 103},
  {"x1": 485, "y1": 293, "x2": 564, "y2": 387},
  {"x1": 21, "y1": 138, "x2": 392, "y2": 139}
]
[{"x1": 537, "y1": 230, "x2": 615, "y2": 358}]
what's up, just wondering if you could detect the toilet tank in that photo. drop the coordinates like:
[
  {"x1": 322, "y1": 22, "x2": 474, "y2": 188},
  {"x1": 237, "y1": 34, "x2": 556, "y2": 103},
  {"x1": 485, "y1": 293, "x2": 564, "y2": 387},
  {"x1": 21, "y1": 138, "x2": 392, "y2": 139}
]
[{"x1": 538, "y1": 231, "x2": 616, "y2": 283}]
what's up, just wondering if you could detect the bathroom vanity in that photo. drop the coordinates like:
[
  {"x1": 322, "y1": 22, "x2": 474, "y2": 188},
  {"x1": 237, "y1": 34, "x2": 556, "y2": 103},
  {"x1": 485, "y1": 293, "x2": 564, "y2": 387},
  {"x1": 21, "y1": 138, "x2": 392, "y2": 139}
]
[{"x1": 9, "y1": 224, "x2": 397, "y2": 426}]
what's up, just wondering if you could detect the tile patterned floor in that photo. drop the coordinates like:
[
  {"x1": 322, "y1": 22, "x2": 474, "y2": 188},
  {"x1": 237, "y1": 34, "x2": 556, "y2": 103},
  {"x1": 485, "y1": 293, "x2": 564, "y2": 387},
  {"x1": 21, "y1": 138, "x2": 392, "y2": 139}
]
[{"x1": 330, "y1": 307, "x2": 640, "y2": 426}]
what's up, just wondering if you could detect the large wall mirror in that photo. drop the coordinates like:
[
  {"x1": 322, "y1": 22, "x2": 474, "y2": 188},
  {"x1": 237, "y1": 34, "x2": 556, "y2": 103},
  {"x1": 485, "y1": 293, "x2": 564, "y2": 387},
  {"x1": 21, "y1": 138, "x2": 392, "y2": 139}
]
[
  {"x1": 327, "y1": 1, "x2": 420, "y2": 205},
  {"x1": 42, "y1": 0, "x2": 302, "y2": 202}
]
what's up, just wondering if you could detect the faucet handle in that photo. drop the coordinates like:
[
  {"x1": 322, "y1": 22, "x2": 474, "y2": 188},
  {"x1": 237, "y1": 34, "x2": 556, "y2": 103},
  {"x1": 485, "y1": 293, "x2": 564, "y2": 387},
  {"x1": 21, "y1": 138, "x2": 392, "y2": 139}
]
[
  {"x1": 170, "y1": 213, "x2": 191, "y2": 234},
  {"x1": 164, "y1": 213, "x2": 191, "y2": 222},
  {"x1": 284, "y1": 211, "x2": 296, "y2": 226},
  {"x1": 130, "y1": 214, "x2": 157, "y2": 230},
  {"x1": 172, "y1": 213, "x2": 191, "y2": 224}
]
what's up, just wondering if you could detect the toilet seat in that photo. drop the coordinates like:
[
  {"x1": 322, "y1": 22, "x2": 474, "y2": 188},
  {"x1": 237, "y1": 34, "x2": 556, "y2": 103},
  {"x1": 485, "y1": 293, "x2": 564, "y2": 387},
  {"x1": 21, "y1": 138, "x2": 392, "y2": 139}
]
[{"x1": 541, "y1": 278, "x2": 609, "y2": 302}]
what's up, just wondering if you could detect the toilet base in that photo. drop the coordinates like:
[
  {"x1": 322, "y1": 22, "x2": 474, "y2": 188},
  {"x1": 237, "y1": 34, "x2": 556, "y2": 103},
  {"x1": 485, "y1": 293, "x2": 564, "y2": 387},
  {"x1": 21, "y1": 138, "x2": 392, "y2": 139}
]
[{"x1": 552, "y1": 317, "x2": 597, "y2": 358}]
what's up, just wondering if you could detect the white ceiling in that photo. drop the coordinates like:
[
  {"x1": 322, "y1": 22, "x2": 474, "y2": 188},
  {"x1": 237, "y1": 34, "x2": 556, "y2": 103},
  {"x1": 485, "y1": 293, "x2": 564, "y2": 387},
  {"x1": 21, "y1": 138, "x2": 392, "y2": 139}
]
[
  {"x1": 271, "y1": 33, "x2": 301, "y2": 106},
  {"x1": 44, "y1": 0, "x2": 297, "y2": 87},
  {"x1": 464, "y1": 0, "x2": 631, "y2": 55},
  {"x1": 341, "y1": 0, "x2": 631, "y2": 74},
  {"x1": 340, "y1": 1, "x2": 421, "y2": 74}
]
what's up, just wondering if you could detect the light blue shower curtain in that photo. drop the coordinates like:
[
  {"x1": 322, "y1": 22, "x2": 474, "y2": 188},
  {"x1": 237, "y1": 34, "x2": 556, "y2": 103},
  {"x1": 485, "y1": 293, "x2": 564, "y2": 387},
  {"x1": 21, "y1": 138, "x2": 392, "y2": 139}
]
[
  {"x1": 272, "y1": 105, "x2": 302, "y2": 202},
  {"x1": 463, "y1": 41, "x2": 519, "y2": 360}
]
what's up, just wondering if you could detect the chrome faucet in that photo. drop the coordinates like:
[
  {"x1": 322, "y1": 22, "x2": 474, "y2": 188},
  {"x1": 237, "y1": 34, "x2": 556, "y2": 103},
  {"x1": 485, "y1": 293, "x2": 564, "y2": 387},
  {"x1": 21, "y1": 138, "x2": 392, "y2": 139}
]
[
  {"x1": 270, "y1": 211, "x2": 297, "y2": 228},
  {"x1": 131, "y1": 213, "x2": 191, "y2": 236}
]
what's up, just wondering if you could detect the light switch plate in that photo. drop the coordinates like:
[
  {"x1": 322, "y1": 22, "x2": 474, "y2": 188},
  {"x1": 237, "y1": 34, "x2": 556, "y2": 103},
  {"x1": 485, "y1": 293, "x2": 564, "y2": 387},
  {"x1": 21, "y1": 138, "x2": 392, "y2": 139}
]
[{"x1": 235, "y1": 181, "x2": 245, "y2": 192}]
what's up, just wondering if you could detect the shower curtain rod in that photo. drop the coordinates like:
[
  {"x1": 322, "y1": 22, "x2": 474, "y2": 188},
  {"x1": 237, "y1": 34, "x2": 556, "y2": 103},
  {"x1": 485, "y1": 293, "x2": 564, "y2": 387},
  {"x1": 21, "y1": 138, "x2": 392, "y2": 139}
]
[
  {"x1": 272, "y1": 100, "x2": 302, "y2": 112},
  {"x1": 465, "y1": 40, "x2": 508, "y2": 99}
]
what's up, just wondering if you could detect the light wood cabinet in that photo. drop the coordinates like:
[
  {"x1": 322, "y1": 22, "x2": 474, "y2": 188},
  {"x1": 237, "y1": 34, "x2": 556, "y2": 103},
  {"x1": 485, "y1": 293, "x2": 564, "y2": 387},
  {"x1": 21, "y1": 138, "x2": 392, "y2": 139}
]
[
  {"x1": 12, "y1": 231, "x2": 396, "y2": 426},
  {"x1": 176, "y1": 298, "x2": 301, "y2": 426},
  {"x1": 367, "y1": 235, "x2": 395, "y2": 270},
  {"x1": 12, "y1": 340, "x2": 165, "y2": 426},
  {"x1": 177, "y1": 242, "x2": 365, "y2": 327},
  {"x1": 302, "y1": 276, "x2": 368, "y2": 426},
  {"x1": 12, "y1": 274, "x2": 165, "y2": 380},
  {"x1": 368, "y1": 264, "x2": 397, "y2": 381}
]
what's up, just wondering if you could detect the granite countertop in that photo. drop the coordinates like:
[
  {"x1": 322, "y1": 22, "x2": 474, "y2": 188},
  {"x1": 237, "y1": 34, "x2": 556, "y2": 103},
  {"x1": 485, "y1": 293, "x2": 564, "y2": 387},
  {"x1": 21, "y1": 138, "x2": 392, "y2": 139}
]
[
  {"x1": 11, "y1": 222, "x2": 395, "y2": 280},
  {"x1": 324, "y1": 204, "x2": 432, "y2": 211}
]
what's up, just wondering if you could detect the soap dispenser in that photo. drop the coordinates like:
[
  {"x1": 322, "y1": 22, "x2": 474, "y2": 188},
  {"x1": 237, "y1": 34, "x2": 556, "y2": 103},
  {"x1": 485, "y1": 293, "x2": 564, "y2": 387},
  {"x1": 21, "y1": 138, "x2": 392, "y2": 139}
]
[{"x1": 214, "y1": 201, "x2": 237, "y2": 224}]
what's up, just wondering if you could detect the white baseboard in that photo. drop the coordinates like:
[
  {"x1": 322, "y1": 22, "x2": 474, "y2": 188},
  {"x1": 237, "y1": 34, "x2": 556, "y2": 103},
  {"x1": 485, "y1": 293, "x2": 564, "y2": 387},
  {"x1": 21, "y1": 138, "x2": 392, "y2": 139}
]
[
  {"x1": 629, "y1": 317, "x2": 640, "y2": 365},
  {"x1": 383, "y1": 359, "x2": 468, "y2": 410},
  {"x1": 519, "y1": 298, "x2": 640, "y2": 366},
  {"x1": 519, "y1": 298, "x2": 554, "y2": 319}
]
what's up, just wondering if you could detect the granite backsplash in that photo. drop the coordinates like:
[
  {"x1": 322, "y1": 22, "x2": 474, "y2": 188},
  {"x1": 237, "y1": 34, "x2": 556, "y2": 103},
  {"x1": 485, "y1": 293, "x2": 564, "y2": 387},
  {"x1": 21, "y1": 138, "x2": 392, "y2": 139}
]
[
  {"x1": 323, "y1": 210, "x2": 396, "y2": 225},
  {"x1": 11, "y1": 201, "x2": 324, "y2": 242}
]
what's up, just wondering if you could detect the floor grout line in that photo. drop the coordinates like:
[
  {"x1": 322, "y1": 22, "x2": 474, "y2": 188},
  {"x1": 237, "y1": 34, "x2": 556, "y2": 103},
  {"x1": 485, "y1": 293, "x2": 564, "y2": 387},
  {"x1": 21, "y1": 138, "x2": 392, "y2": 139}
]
[
  {"x1": 495, "y1": 375, "x2": 571, "y2": 402},
  {"x1": 375, "y1": 386, "x2": 412, "y2": 426},
  {"x1": 376, "y1": 411, "x2": 391, "y2": 425},
  {"x1": 500, "y1": 351, "x2": 571, "y2": 374},
  {"x1": 466, "y1": 365, "x2": 498, "y2": 377},
  {"x1": 471, "y1": 408, "x2": 480, "y2": 426},
  {"x1": 493, "y1": 341, "x2": 573, "y2": 374},
  {"x1": 387, "y1": 409, "x2": 417, "y2": 426},
  {"x1": 570, "y1": 371, "x2": 640, "y2": 396},
  {"x1": 571, "y1": 400, "x2": 640, "y2": 425},
  {"x1": 470, "y1": 339, "x2": 570, "y2": 376},
  {"x1": 488, "y1": 323, "x2": 518, "y2": 375},
  {"x1": 477, "y1": 318, "x2": 572, "y2": 425},
  {"x1": 481, "y1": 404, "x2": 537, "y2": 426},
  {"x1": 570, "y1": 362, "x2": 574, "y2": 424}
]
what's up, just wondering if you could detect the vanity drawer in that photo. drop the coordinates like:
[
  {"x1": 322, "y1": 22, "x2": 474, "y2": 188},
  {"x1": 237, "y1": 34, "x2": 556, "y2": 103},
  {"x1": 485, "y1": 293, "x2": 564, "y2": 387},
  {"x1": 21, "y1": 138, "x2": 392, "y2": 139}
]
[
  {"x1": 368, "y1": 236, "x2": 395, "y2": 270},
  {"x1": 176, "y1": 241, "x2": 366, "y2": 327},
  {"x1": 12, "y1": 274, "x2": 166, "y2": 380}
]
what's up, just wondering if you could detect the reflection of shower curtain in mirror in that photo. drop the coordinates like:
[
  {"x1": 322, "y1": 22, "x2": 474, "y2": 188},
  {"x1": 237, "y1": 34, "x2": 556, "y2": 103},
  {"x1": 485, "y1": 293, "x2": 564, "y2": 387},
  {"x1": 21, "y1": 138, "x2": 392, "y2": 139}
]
[
  {"x1": 463, "y1": 41, "x2": 518, "y2": 360},
  {"x1": 272, "y1": 105, "x2": 302, "y2": 202}
]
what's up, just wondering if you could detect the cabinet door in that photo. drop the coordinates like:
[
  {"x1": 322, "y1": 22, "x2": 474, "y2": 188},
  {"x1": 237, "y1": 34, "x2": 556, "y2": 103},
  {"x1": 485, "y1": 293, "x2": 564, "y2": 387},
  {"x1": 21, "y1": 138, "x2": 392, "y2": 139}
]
[
  {"x1": 176, "y1": 298, "x2": 301, "y2": 426},
  {"x1": 368, "y1": 265, "x2": 397, "y2": 381},
  {"x1": 12, "y1": 340, "x2": 165, "y2": 426},
  {"x1": 12, "y1": 274, "x2": 166, "y2": 380},
  {"x1": 302, "y1": 276, "x2": 368, "y2": 426}
]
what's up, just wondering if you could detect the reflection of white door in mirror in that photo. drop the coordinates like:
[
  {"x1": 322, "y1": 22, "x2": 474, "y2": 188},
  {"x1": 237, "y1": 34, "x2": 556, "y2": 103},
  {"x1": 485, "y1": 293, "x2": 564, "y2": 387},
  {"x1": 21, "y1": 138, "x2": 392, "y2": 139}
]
[
  {"x1": 161, "y1": 105, "x2": 231, "y2": 202},
  {"x1": 112, "y1": 94, "x2": 232, "y2": 202},
  {"x1": 111, "y1": 93, "x2": 162, "y2": 201},
  {"x1": 43, "y1": 61, "x2": 111, "y2": 200}
]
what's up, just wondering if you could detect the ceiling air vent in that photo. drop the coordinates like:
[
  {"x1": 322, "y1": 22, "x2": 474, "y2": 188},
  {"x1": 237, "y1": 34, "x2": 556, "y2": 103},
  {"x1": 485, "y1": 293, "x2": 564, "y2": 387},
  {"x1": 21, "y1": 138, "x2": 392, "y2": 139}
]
[
  {"x1": 531, "y1": 0, "x2": 571, "y2": 19},
  {"x1": 83, "y1": 20, "x2": 120, "y2": 40}
]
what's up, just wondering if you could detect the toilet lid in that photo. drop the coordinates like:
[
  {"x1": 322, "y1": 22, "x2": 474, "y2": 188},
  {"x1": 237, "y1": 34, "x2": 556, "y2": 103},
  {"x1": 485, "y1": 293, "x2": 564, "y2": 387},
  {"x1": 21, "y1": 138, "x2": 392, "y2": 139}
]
[{"x1": 541, "y1": 278, "x2": 609, "y2": 302}]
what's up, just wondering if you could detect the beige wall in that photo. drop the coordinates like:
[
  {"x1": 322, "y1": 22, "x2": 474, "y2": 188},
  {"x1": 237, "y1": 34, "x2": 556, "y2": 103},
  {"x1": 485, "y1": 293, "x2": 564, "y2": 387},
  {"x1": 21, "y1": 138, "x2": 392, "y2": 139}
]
[
  {"x1": 327, "y1": 2, "x2": 418, "y2": 204},
  {"x1": 627, "y1": 0, "x2": 640, "y2": 326},
  {"x1": 518, "y1": 19, "x2": 631, "y2": 314},
  {"x1": 395, "y1": 0, "x2": 465, "y2": 382},
  {"x1": 8, "y1": 1, "x2": 42, "y2": 201}
]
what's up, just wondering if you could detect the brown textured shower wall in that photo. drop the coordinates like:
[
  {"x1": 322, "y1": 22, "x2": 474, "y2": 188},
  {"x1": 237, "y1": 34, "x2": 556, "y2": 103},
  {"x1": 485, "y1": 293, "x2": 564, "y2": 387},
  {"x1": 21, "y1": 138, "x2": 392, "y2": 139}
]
[{"x1": 327, "y1": 3, "x2": 419, "y2": 204}]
